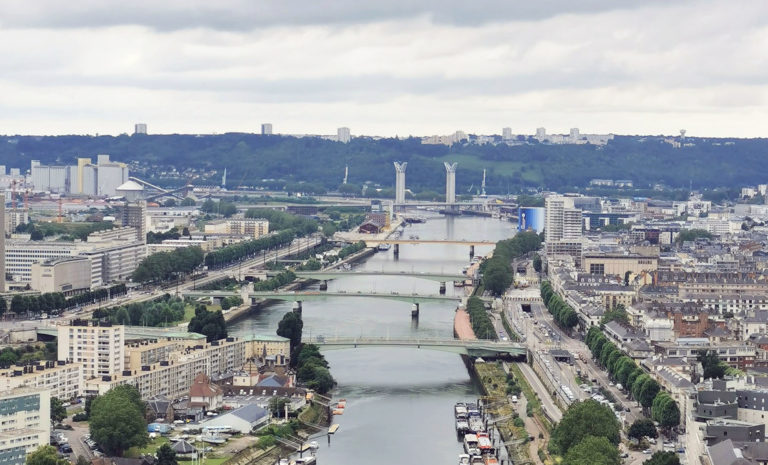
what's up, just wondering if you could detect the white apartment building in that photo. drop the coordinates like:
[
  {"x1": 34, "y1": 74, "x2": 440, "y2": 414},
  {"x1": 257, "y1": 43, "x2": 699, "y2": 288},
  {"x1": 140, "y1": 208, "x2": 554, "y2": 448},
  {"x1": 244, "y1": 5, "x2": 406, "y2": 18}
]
[
  {"x1": 85, "y1": 337, "x2": 246, "y2": 400},
  {"x1": 204, "y1": 218, "x2": 269, "y2": 238},
  {"x1": 337, "y1": 127, "x2": 351, "y2": 143},
  {"x1": 545, "y1": 196, "x2": 583, "y2": 244},
  {"x1": 0, "y1": 388, "x2": 50, "y2": 465},
  {"x1": 58, "y1": 322, "x2": 125, "y2": 380},
  {"x1": 0, "y1": 361, "x2": 83, "y2": 401}
]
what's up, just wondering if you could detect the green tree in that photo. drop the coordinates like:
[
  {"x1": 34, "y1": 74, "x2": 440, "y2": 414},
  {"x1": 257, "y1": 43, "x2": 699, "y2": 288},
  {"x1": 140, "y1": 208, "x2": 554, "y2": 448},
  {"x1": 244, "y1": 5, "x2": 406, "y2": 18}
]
[
  {"x1": 601, "y1": 304, "x2": 629, "y2": 325},
  {"x1": 0, "y1": 297, "x2": 6, "y2": 317},
  {"x1": 50, "y1": 397, "x2": 67, "y2": 424},
  {"x1": 628, "y1": 418, "x2": 658, "y2": 440},
  {"x1": 156, "y1": 443, "x2": 178, "y2": 465},
  {"x1": 549, "y1": 399, "x2": 620, "y2": 455},
  {"x1": 10, "y1": 295, "x2": 26, "y2": 314},
  {"x1": 180, "y1": 197, "x2": 196, "y2": 207},
  {"x1": 699, "y1": 350, "x2": 727, "y2": 380},
  {"x1": 562, "y1": 435, "x2": 620, "y2": 465},
  {"x1": 638, "y1": 378, "x2": 661, "y2": 409},
  {"x1": 89, "y1": 386, "x2": 148, "y2": 456},
  {"x1": 643, "y1": 451, "x2": 680, "y2": 465},
  {"x1": 277, "y1": 311, "x2": 304, "y2": 353},
  {"x1": 532, "y1": 253, "x2": 542, "y2": 272},
  {"x1": 26, "y1": 445, "x2": 70, "y2": 465}
]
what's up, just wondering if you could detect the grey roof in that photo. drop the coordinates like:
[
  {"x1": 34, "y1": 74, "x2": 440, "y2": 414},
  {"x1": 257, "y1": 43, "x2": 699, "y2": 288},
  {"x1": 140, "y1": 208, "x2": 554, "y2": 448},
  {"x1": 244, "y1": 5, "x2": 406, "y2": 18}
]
[
  {"x1": 172, "y1": 440, "x2": 196, "y2": 454},
  {"x1": 230, "y1": 404, "x2": 268, "y2": 424},
  {"x1": 708, "y1": 439, "x2": 739, "y2": 465}
]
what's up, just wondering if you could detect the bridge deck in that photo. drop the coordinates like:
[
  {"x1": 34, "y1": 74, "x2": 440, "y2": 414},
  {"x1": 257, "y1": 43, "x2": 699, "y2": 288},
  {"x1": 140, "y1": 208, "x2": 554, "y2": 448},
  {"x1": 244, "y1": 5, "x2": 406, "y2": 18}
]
[{"x1": 302, "y1": 337, "x2": 526, "y2": 357}]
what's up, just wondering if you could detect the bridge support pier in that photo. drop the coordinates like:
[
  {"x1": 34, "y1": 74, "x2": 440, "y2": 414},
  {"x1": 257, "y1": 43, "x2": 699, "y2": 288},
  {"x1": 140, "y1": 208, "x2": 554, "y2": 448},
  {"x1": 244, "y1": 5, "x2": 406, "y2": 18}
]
[
  {"x1": 411, "y1": 303, "x2": 419, "y2": 319},
  {"x1": 439, "y1": 282, "x2": 446, "y2": 294},
  {"x1": 293, "y1": 300, "x2": 303, "y2": 314},
  {"x1": 319, "y1": 280, "x2": 328, "y2": 291},
  {"x1": 469, "y1": 245, "x2": 475, "y2": 257},
  {"x1": 393, "y1": 244, "x2": 399, "y2": 256}
]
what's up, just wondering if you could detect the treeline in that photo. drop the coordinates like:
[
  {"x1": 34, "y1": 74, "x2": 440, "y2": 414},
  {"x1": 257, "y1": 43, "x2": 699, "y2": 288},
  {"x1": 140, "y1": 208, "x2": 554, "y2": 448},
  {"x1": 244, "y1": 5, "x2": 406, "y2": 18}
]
[
  {"x1": 2, "y1": 284, "x2": 128, "y2": 317},
  {"x1": 466, "y1": 296, "x2": 497, "y2": 340},
  {"x1": 482, "y1": 231, "x2": 542, "y2": 295},
  {"x1": 540, "y1": 281, "x2": 578, "y2": 330},
  {"x1": 146, "y1": 229, "x2": 181, "y2": 244},
  {"x1": 244, "y1": 209, "x2": 318, "y2": 236},
  {"x1": 337, "y1": 241, "x2": 366, "y2": 259},
  {"x1": 254, "y1": 270, "x2": 297, "y2": 291},
  {"x1": 188, "y1": 305, "x2": 228, "y2": 342},
  {"x1": 0, "y1": 343, "x2": 58, "y2": 368},
  {"x1": 92, "y1": 295, "x2": 186, "y2": 327},
  {"x1": 220, "y1": 296, "x2": 243, "y2": 310},
  {"x1": 204, "y1": 230, "x2": 295, "y2": 269},
  {"x1": 132, "y1": 246, "x2": 204, "y2": 283},
  {"x1": 295, "y1": 344, "x2": 335, "y2": 395},
  {"x1": 549, "y1": 399, "x2": 621, "y2": 464},
  {"x1": 586, "y1": 327, "x2": 680, "y2": 429}
]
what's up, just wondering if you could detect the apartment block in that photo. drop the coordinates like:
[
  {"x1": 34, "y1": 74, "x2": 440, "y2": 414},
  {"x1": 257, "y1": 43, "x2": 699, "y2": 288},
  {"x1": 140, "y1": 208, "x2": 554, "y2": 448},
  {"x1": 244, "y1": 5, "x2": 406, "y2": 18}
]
[
  {"x1": 0, "y1": 388, "x2": 50, "y2": 465},
  {"x1": 58, "y1": 322, "x2": 125, "y2": 380},
  {"x1": 204, "y1": 218, "x2": 269, "y2": 238},
  {"x1": 0, "y1": 361, "x2": 83, "y2": 401}
]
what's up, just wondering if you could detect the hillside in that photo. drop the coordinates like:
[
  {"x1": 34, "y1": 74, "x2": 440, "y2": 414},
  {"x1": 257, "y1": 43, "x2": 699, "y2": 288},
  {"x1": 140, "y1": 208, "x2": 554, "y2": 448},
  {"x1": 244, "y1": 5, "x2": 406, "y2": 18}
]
[{"x1": 1, "y1": 134, "x2": 766, "y2": 194}]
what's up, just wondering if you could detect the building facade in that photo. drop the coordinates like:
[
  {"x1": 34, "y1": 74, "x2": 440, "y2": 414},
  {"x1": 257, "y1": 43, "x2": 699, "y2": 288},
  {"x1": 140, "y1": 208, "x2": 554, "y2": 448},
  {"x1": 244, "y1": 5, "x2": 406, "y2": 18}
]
[
  {"x1": 58, "y1": 322, "x2": 125, "y2": 380},
  {"x1": 0, "y1": 388, "x2": 50, "y2": 465}
]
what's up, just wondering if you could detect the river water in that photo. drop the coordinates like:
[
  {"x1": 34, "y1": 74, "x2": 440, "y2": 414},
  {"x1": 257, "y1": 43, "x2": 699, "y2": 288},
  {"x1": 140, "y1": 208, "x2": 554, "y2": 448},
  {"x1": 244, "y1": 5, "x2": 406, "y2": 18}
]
[{"x1": 228, "y1": 214, "x2": 516, "y2": 465}]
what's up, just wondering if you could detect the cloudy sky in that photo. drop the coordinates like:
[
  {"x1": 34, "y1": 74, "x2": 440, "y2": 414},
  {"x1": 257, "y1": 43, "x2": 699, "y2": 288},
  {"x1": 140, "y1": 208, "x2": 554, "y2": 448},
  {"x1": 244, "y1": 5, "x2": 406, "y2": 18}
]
[{"x1": 1, "y1": 0, "x2": 766, "y2": 137}]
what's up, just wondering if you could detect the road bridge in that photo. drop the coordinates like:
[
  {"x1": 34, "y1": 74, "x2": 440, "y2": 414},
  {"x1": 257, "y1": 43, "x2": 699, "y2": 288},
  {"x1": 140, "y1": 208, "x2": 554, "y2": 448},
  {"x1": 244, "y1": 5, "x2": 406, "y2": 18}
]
[
  {"x1": 183, "y1": 289, "x2": 462, "y2": 305},
  {"x1": 302, "y1": 336, "x2": 527, "y2": 358},
  {"x1": 281, "y1": 270, "x2": 468, "y2": 283}
]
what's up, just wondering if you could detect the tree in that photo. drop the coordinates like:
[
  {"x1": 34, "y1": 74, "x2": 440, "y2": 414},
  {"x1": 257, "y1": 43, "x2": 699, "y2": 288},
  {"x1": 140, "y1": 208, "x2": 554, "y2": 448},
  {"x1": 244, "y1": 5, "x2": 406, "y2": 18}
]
[
  {"x1": 156, "y1": 443, "x2": 178, "y2": 465},
  {"x1": 638, "y1": 378, "x2": 661, "y2": 409},
  {"x1": 89, "y1": 386, "x2": 148, "y2": 456},
  {"x1": 277, "y1": 311, "x2": 303, "y2": 353},
  {"x1": 699, "y1": 350, "x2": 727, "y2": 380},
  {"x1": 0, "y1": 297, "x2": 6, "y2": 317},
  {"x1": 549, "y1": 399, "x2": 621, "y2": 455},
  {"x1": 601, "y1": 304, "x2": 629, "y2": 326},
  {"x1": 632, "y1": 374, "x2": 651, "y2": 401},
  {"x1": 652, "y1": 393, "x2": 681, "y2": 429},
  {"x1": 532, "y1": 254, "x2": 542, "y2": 272},
  {"x1": 180, "y1": 197, "x2": 196, "y2": 207},
  {"x1": 628, "y1": 418, "x2": 658, "y2": 440},
  {"x1": 26, "y1": 445, "x2": 70, "y2": 465},
  {"x1": 50, "y1": 397, "x2": 67, "y2": 424},
  {"x1": 643, "y1": 451, "x2": 680, "y2": 465},
  {"x1": 268, "y1": 397, "x2": 290, "y2": 417},
  {"x1": 562, "y1": 435, "x2": 620, "y2": 465},
  {"x1": 10, "y1": 295, "x2": 26, "y2": 314}
]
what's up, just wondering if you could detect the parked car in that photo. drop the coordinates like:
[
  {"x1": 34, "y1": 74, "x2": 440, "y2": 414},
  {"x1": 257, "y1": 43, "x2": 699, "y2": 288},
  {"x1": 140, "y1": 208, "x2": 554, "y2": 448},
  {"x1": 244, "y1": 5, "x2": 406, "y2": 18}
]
[
  {"x1": 59, "y1": 445, "x2": 72, "y2": 454},
  {"x1": 643, "y1": 449, "x2": 652, "y2": 455}
]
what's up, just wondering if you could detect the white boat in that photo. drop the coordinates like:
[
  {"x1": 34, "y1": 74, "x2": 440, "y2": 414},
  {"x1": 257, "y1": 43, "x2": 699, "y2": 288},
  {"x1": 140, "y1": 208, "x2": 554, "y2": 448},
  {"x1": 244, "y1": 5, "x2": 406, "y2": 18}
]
[
  {"x1": 294, "y1": 457, "x2": 316, "y2": 465},
  {"x1": 459, "y1": 454, "x2": 471, "y2": 465},
  {"x1": 377, "y1": 243, "x2": 391, "y2": 251},
  {"x1": 463, "y1": 434, "x2": 480, "y2": 456},
  {"x1": 200, "y1": 434, "x2": 226, "y2": 444},
  {"x1": 309, "y1": 441, "x2": 319, "y2": 450}
]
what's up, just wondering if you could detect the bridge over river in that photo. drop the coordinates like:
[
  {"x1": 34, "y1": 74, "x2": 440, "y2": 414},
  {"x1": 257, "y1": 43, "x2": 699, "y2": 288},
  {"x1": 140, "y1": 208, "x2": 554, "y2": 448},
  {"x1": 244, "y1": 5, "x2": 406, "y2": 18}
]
[
  {"x1": 302, "y1": 336, "x2": 527, "y2": 358},
  {"x1": 281, "y1": 270, "x2": 468, "y2": 283},
  {"x1": 183, "y1": 289, "x2": 462, "y2": 305}
]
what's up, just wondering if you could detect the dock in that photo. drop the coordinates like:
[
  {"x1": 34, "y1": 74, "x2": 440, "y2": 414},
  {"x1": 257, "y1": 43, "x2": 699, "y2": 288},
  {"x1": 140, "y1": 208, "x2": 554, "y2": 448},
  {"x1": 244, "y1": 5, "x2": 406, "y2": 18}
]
[{"x1": 328, "y1": 424, "x2": 340, "y2": 434}]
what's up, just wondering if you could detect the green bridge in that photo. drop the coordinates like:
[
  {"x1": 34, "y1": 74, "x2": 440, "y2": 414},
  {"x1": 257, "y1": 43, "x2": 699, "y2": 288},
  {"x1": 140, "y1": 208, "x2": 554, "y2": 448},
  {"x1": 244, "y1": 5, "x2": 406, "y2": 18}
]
[
  {"x1": 302, "y1": 336, "x2": 527, "y2": 358},
  {"x1": 183, "y1": 290, "x2": 462, "y2": 304},
  {"x1": 283, "y1": 270, "x2": 469, "y2": 283}
]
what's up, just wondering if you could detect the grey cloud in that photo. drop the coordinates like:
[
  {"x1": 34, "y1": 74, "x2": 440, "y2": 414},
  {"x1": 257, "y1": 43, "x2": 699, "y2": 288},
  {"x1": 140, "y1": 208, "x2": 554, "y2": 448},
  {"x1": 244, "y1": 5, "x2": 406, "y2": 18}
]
[{"x1": 0, "y1": 0, "x2": 681, "y2": 30}]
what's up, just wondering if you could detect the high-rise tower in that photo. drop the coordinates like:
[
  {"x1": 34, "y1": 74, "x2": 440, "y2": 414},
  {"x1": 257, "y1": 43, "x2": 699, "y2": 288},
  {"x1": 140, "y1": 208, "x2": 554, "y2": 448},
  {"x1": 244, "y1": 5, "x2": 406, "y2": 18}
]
[
  {"x1": 444, "y1": 162, "x2": 457, "y2": 204},
  {"x1": 394, "y1": 162, "x2": 407, "y2": 205}
]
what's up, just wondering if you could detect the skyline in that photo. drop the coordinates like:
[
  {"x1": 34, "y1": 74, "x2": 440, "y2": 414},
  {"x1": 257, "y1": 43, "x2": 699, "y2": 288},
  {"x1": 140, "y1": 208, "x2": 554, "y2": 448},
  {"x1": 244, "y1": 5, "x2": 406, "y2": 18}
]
[{"x1": 1, "y1": 0, "x2": 767, "y2": 137}]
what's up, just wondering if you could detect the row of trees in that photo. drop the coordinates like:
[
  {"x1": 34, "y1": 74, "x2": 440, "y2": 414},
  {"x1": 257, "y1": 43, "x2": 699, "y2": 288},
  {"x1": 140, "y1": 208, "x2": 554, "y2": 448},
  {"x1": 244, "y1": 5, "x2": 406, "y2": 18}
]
[
  {"x1": 466, "y1": 296, "x2": 497, "y2": 340},
  {"x1": 220, "y1": 295, "x2": 244, "y2": 310},
  {"x1": 244, "y1": 209, "x2": 318, "y2": 236},
  {"x1": 540, "y1": 281, "x2": 578, "y2": 331},
  {"x1": 253, "y1": 270, "x2": 297, "y2": 291},
  {"x1": 1, "y1": 284, "x2": 128, "y2": 317},
  {"x1": 92, "y1": 295, "x2": 187, "y2": 327},
  {"x1": 132, "y1": 246, "x2": 204, "y2": 283},
  {"x1": 204, "y1": 230, "x2": 296, "y2": 269},
  {"x1": 337, "y1": 241, "x2": 366, "y2": 259},
  {"x1": 586, "y1": 327, "x2": 680, "y2": 429},
  {"x1": 481, "y1": 231, "x2": 542, "y2": 295},
  {"x1": 188, "y1": 305, "x2": 228, "y2": 342},
  {"x1": 295, "y1": 344, "x2": 335, "y2": 394}
]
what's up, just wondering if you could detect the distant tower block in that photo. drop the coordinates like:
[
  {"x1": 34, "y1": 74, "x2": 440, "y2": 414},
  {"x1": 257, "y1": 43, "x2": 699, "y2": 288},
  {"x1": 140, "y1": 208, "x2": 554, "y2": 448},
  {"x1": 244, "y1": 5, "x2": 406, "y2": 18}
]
[
  {"x1": 481, "y1": 169, "x2": 486, "y2": 196},
  {"x1": 337, "y1": 127, "x2": 351, "y2": 143},
  {"x1": 222, "y1": 168, "x2": 227, "y2": 188},
  {"x1": 502, "y1": 127, "x2": 512, "y2": 140},
  {"x1": 394, "y1": 162, "x2": 407, "y2": 205},
  {"x1": 570, "y1": 128, "x2": 580, "y2": 140},
  {"x1": 535, "y1": 127, "x2": 546, "y2": 139},
  {"x1": 134, "y1": 123, "x2": 147, "y2": 135},
  {"x1": 444, "y1": 162, "x2": 457, "y2": 204},
  {"x1": 680, "y1": 129, "x2": 686, "y2": 140},
  {"x1": 261, "y1": 123, "x2": 273, "y2": 135}
]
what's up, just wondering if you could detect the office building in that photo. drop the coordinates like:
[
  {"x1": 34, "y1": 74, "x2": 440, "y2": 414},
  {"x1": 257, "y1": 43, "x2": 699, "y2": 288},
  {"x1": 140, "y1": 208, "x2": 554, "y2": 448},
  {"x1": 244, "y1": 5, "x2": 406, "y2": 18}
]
[
  {"x1": 394, "y1": 162, "x2": 407, "y2": 205},
  {"x1": 444, "y1": 162, "x2": 457, "y2": 204},
  {"x1": 58, "y1": 321, "x2": 125, "y2": 380},
  {"x1": 30, "y1": 257, "x2": 92, "y2": 294},
  {"x1": 545, "y1": 196, "x2": 583, "y2": 243},
  {"x1": 5, "y1": 241, "x2": 80, "y2": 283},
  {"x1": 122, "y1": 200, "x2": 147, "y2": 242},
  {"x1": 0, "y1": 388, "x2": 50, "y2": 465},
  {"x1": 0, "y1": 361, "x2": 83, "y2": 401},
  {"x1": 134, "y1": 123, "x2": 147, "y2": 135},
  {"x1": 261, "y1": 123, "x2": 273, "y2": 135},
  {"x1": 337, "y1": 127, "x2": 351, "y2": 143}
]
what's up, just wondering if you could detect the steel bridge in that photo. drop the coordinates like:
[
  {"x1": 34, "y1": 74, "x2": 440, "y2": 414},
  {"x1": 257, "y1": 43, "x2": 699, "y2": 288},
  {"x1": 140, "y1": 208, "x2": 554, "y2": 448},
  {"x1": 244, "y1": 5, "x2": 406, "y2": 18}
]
[
  {"x1": 287, "y1": 270, "x2": 467, "y2": 283},
  {"x1": 302, "y1": 336, "x2": 527, "y2": 358},
  {"x1": 182, "y1": 289, "x2": 461, "y2": 304}
]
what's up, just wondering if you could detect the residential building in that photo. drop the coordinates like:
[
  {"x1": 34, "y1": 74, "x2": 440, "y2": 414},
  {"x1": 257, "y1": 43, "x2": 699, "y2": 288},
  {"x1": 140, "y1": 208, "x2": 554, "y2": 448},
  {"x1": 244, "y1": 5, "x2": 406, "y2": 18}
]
[
  {"x1": 189, "y1": 373, "x2": 223, "y2": 410},
  {"x1": 582, "y1": 253, "x2": 658, "y2": 277},
  {"x1": 0, "y1": 388, "x2": 50, "y2": 465},
  {"x1": 0, "y1": 195, "x2": 4, "y2": 293},
  {"x1": 261, "y1": 123, "x2": 272, "y2": 135},
  {"x1": 122, "y1": 200, "x2": 147, "y2": 242},
  {"x1": 58, "y1": 321, "x2": 125, "y2": 380},
  {"x1": 545, "y1": 196, "x2": 583, "y2": 245},
  {"x1": 134, "y1": 123, "x2": 147, "y2": 135},
  {"x1": 0, "y1": 361, "x2": 82, "y2": 401},
  {"x1": 203, "y1": 218, "x2": 269, "y2": 238},
  {"x1": 243, "y1": 334, "x2": 290, "y2": 360},
  {"x1": 337, "y1": 127, "x2": 351, "y2": 143}
]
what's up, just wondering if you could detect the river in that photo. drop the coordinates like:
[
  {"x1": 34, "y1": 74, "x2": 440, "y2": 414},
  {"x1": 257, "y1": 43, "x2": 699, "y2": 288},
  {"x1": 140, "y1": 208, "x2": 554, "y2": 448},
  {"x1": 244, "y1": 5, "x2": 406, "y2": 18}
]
[{"x1": 228, "y1": 214, "x2": 516, "y2": 464}]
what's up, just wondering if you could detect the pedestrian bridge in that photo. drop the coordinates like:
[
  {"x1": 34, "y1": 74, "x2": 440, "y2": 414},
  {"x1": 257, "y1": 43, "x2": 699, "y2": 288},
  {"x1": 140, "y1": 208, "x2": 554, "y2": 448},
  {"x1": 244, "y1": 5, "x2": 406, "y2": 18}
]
[
  {"x1": 183, "y1": 290, "x2": 462, "y2": 304},
  {"x1": 302, "y1": 336, "x2": 527, "y2": 358},
  {"x1": 288, "y1": 270, "x2": 468, "y2": 283}
]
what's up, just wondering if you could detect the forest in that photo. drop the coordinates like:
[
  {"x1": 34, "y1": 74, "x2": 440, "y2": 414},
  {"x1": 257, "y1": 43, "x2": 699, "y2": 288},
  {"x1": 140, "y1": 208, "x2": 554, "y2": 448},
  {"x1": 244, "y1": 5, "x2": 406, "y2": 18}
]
[{"x1": 2, "y1": 134, "x2": 767, "y2": 194}]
